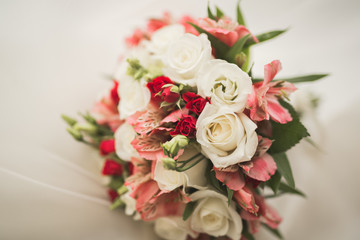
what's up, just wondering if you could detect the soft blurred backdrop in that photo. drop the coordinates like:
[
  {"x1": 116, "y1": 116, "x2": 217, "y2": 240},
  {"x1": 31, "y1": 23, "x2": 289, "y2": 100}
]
[{"x1": 1, "y1": 0, "x2": 359, "y2": 239}]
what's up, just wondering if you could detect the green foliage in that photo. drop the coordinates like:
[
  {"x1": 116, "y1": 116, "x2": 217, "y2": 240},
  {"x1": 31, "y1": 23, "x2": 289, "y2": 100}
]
[
  {"x1": 262, "y1": 223, "x2": 283, "y2": 239},
  {"x1": 269, "y1": 100, "x2": 310, "y2": 154},
  {"x1": 278, "y1": 74, "x2": 328, "y2": 83},
  {"x1": 267, "y1": 170, "x2": 282, "y2": 194},
  {"x1": 244, "y1": 29, "x2": 287, "y2": 49},
  {"x1": 182, "y1": 201, "x2": 196, "y2": 221},
  {"x1": 278, "y1": 182, "x2": 306, "y2": 197},
  {"x1": 272, "y1": 153, "x2": 295, "y2": 188},
  {"x1": 108, "y1": 176, "x2": 124, "y2": 190},
  {"x1": 226, "y1": 187, "x2": 234, "y2": 206},
  {"x1": 236, "y1": 0, "x2": 246, "y2": 26}
]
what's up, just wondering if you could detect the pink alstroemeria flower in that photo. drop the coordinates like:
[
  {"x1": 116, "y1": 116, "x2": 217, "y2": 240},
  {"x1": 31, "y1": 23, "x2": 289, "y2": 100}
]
[
  {"x1": 197, "y1": 17, "x2": 258, "y2": 47},
  {"x1": 248, "y1": 60, "x2": 297, "y2": 124},
  {"x1": 240, "y1": 194, "x2": 282, "y2": 234}
]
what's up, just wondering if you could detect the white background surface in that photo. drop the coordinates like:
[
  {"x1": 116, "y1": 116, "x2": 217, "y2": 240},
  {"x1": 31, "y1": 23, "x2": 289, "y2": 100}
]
[{"x1": 1, "y1": 0, "x2": 360, "y2": 239}]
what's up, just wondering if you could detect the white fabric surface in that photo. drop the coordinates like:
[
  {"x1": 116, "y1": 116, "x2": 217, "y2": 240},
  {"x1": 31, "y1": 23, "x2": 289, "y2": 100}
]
[{"x1": 1, "y1": 0, "x2": 359, "y2": 239}]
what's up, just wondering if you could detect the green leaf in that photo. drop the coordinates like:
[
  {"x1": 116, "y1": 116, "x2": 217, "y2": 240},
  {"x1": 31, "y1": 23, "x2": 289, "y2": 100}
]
[
  {"x1": 267, "y1": 170, "x2": 282, "y2": 194},
  {"x1": 262, "y1": 223, "x2": 283, "y2": 239},
  {"x1": 277, "y1": 74, "x2": 328, "y2": 83},
  {"x1": 108, "y1": 176, "x2": 124, "y2": 190},
  {"x1": 207, "y1": 4, "x2": 216, "y2": 20},
  {"x1": 188, "y1": 23, "x2": 230, "y2": 59},
  {"x1": 242, "y1": 221, "x2": 255, "y2": 240},
  {"x1": 216, "y1": 6, "x2": 224, "y2": 18},
  {"x1": 236, "y1": 0, "x2": 246, "y2": 26},
  {"x1": 279, "y1": 182, "x2": 306, "y2": 197},
  {"x1": 268, "y1": 100, "x2": 310, "y2": 154},
  {"x1": 245, "y1": 29, "x2": 287, "y2": 48},
  {"x1": 208, "y1": 169, "x2": 223, "y2": 192},
  {"x1": 272, "y1": 153, "x2": 295, "y2": 188},
  {"x1": 225, "y1": 34, "x2": 251, "y2": 63},
  {"x1": 226, "y1": 187, "x2": 234, "y2": 206},
  {"x1": 183, "y1": 201, "x2": 196, "y2": 221}
]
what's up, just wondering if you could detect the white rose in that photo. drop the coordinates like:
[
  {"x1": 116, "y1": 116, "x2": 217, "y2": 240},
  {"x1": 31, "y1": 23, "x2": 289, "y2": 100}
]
[
  {"x1": 120, "y1": 187, "x2": 140, "y2": 220},
  {"x1": 197, "y1": 59, "x2": 252, "y2": 112},
  {"x1": 118, "y1": 77, "x2": 150, "y2": 119},
  {"x1": 114, "y1": 122, "x2": 139, "y2": 161},
  {"x1": 189, "y1": 189, "x2": 242, "y2": 240},
  {"x1": 147, "y1": 24, "x2": 185, "y2": 59},
  {"x1": 196, "y1": 104, "x2": 258, "y2": 168},
  {"x1": 154, "y1": 217, "x2": 198, "y2": 240},
  {"x1": 154, "y1": 147, "x2": 208, "y2": 191},
  {"x1": 162, "y1": 33, "x2": 212, "y2": 87}
]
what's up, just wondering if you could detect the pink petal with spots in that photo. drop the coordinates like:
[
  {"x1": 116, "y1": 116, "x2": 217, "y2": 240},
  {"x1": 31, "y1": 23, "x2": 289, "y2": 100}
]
[
  {"x1": 266, "y1": 97, "x2": 292, "y2": 124},
  {"x1": 263, "y1": 60, "x2": 282, "y2": 85},
  {"x1": 244, "y1": 153, "x2": 276, "y2": 181},
  {"x1": 234, "y1": 186, "x2": 259, "y2": 214},
  {"x1": 161, "y1": 108, "x2": 189, "y2": 124},
  {"x1": 214, "y1": 167, "x2": 245, "y2": 191}
]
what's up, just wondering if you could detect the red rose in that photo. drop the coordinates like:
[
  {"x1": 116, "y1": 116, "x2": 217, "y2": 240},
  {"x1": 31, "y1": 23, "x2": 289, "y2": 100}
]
[
  {"x1": 99, "y1": 139, "x2": 116, "y2": 156},
  {"x1": 102, "y1": 159, "x2": 124, "y2": 176},
  {"x1": 170, "y1": 115, "x2": 197, "y2": 138},
  {"x1": 182, "y1": 92, "x2": 210, "y2": 115},
  {"x1": 107, "y1": 189, "x2": 119, "y2": 202},
  {"x1": 147, "y1": 76, "x2": 173, "y2": 102},
  {"x1": 147, "y1": 76, "x2": 179, "y2": 103},
  {"x1": 110, "y1": 80, "x2": 120, "y2": 105},
  {"x1": 161, "y1": 87, "x2": 180, "y2": 103}
]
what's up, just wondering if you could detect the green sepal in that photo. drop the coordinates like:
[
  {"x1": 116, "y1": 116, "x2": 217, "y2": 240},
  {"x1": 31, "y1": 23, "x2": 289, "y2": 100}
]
[
  {"x1": 277, "y1": 74, "x2": 328, "y2": 83},
  {"x1": 262, "y1": 223, "x2": 283, "y2": 239},
  {"x1": 236, "y1": 0, "x2": 246, "y2": 26},
  {"x1": 245, "y1": 29, "x2": 287, "y2": 48},
  {"x1": 207, "y1": 169, "x2": 222, "y2": 192},
  {"x1": 268, "y1": 100, "x2": 310, "y2": 154},
  {"x1": 182, "y1": 201, "x2": 196, "y2": 221},
  {"x1": 267, "y1": 170, "x2": 282, "y2": 194},
  {"x1": 272, "y1": 153, "x2": 295, "y2": 188},
  {"x1": 188, "y1": 23, "x2": 230, "y2": 59},
  {"x1": 226, "y1": 187, "x2": 234, "y2": 206}
]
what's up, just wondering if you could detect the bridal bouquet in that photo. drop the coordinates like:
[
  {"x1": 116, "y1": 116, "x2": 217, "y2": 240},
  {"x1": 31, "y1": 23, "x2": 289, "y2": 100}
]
[{"x1": 63, "y1": 3, "x2": 326, "y2": 240}]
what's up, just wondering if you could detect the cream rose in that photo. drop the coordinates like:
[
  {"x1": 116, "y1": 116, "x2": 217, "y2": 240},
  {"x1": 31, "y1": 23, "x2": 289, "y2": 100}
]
[
  {"x1": 114, "y1": 122, "x2": 139, "y2": 161},
  {"x1": 118, "y1": 76, "x2": 150, "y2": 119},
  {"x1": 154, "y1": 147, "x2": 208, "y2": 191},
  {"x1": 196, "y1": 104, "x2": 258, "y2": 168},
  {"x1": 154, "y1": 217, "x2": 198, "y2": 240},
  {"x1": 162, "y1": 33, "x2": 212, "y2": 87},
  {"x1": 197, "y1": 59, "x2": 252, "y2": 112},
  {"x1": 147, "y1": 24, "x2": 185, "y2": 59},
  {"x1": 189, "y1": 189, "x2": 242, "y2": 240}
]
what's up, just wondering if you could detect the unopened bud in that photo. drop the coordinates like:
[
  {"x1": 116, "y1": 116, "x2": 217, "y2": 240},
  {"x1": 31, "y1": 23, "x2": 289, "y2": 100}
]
[
  {"x1": 61, "y1": 114, "x2": 77, "y2": 126},
  {"x1": 162, "y1": 157, "x2": 176, "y2": 170},
  {"x1": 66, "y1": 128, "x2": 83, "y2": 141},
  {"x1": 73, "y1": 123, "x2": 97, "y2": 134},
  {"x1": 117, "y1": 185, "x2": 129, "y2": 195},
  {"x1": 162, "y1": 135, "x2": 189, "y2": 157}
]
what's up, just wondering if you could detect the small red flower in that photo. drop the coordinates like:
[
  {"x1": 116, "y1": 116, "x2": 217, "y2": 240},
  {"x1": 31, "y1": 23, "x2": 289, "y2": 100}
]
[
  {"x1": 99, "y1": 139, "x2": 116, "y2": 156},
  {"x1": 110, "y1": 80, "x2": 120, "y2": 105},
  {"x1": 170, "y1": 115, "x2": 197, "y2": 138},
  {"x1": 161, "y1": 87, "x2": 179, "y2": 103},
  {"x1": 102, "y1": 159, "x2": 123, "y2": 176},
  {"x1": 147, "y1": 76, "x2": 179, "y2": 103},
  {"x1": 107, "y1": 189, "x2": 119, "y2": 202},
  {"x1": 182, "y1": 92, "x2": 210, "y2": 115}
]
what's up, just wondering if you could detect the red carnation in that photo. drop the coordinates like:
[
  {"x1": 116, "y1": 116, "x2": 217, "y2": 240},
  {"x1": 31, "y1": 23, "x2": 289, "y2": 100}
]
[
  {"x1": 99, "y1": 139, "x2": 116, "y2": 156},
  {"x1": 183, "y1": 92, "x2": 210, "y2": 115},
  {"x1": 170, "y1": 115, "x2": 197, "y2": 138},
  {"x1": 110, "y1": 80, "x2": 120, "y2": 105},
  {"x1": 147, "y1": 76, "x2": 179, "y2": 103},
  {"x1": 102, "y1": 159, "x2": 123, "y2": 176}
]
